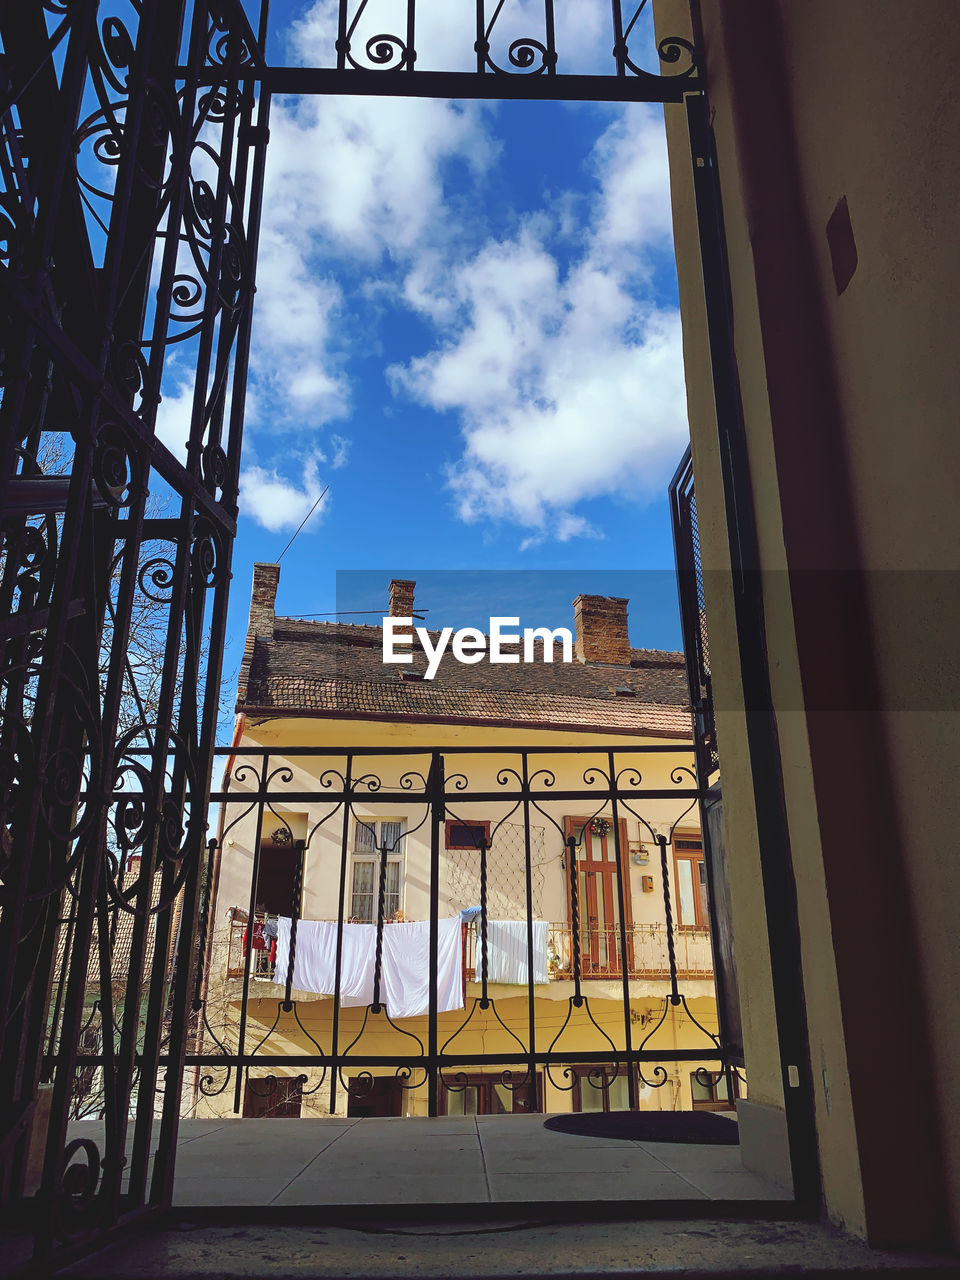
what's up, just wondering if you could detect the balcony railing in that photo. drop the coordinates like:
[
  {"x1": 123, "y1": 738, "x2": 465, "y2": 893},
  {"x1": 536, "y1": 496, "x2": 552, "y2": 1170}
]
[
  {"x1": 467, "y1": 922, "x2": 713, "y2": 982},
  {"x1": 228, "y1": 918, "x2": 714, "y2": 984}
]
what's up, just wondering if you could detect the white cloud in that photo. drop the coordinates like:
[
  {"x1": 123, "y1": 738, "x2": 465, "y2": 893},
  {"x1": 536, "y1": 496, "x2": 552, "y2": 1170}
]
[
  {"x1": 264, "y1": 92, "x2": 496, "y2": 262},
  {"x1": 238, "y1": 456, "x2": 329, "y2": 534},
  {"x1": 390, "y1": 105, "x2": 688, "y2": 540},
  {"x1": 154, "y1": 378, "x2": 195, "y2": 459}
]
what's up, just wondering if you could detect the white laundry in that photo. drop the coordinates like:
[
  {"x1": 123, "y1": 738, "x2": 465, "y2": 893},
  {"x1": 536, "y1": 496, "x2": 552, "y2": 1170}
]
[
  {"x1": 274, "y1": 917, "x2": 463, "y2": 1018},
  {"x1": 475, "y1": 920, "x2": 550, "y2": 985}
]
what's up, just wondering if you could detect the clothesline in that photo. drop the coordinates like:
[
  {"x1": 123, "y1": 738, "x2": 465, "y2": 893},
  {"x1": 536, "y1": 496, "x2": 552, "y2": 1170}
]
[{"x1": 273, "y1": 916, "x2": 551, "y2": 1019}]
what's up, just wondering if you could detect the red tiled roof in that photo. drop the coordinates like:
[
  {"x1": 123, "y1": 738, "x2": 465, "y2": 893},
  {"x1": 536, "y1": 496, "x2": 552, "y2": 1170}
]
[{"x1": 238, "y1": 619, "x2": 692, "y2": 738}]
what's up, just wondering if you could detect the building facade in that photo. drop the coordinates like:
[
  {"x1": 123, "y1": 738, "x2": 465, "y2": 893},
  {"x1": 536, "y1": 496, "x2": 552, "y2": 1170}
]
[{"x1": 194, "y1": 570, "x2": 732, "y2": 1121}]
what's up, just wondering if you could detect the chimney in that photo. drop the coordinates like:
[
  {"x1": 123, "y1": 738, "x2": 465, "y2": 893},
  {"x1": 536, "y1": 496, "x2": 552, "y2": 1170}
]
[
  {"x1": 389, "y1": 579, "x2": 415, "y2": 617},
  {"x1": 250, "y1": 562, "x2": 280, "y2": 640},
  {"x1": 237, "y1": 563, "x2": 279, "y2": 708},
  {"x1": 573, "y1": 595, "x2": 632, "y2": 665}
]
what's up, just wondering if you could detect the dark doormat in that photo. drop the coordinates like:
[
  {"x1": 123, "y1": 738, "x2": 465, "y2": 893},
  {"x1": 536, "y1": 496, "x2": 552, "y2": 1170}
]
[{"x1": 543, "y1": 1110, "x2": 739, "y2": 1143}]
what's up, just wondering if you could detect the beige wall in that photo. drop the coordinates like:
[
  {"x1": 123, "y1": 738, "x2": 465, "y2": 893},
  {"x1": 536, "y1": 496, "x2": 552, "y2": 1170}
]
[
  {"x1": 213, "y1": 718, "x2": 710, "y2": 996},
  {"x1": 656, "y1": 0, "x2": 960, "y2": 1249}
]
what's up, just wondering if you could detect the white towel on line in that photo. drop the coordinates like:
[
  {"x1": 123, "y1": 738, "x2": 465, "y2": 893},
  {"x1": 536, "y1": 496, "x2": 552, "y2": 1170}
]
[
  {"x1": 274, "y1": 917, "x2": 463, "y2": 1019},
  {"x1": 475, "y1": 919, "x2": 550, "y2": 985}
]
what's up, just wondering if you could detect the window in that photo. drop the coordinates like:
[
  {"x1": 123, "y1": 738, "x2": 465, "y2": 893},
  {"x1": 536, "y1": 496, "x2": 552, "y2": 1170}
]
[
  {"x1": 347, "y1": 1076, "x2": 404, "y2": 1118},
  {"x1": 673, "y1": 833, "x2": 709, "y2": 930},
  {"x1": 242, "y1": 1075, "x2": 303, "y2": 1118},
  {"x1": 570, "y1": 1064, "x2": 636, "y2": 1113},
  {"x1": 350, "y1": 819, "x2": 404, "y2": 922},
  {"x1": 445, "y1": 819, "x2": 491, "y2": 850},
  {"x1": 440, "y1": 1072, "x2": 541, "y2": 1115},
  {"x1": 690, "y1": 1069, "x2": 739, "y2": 1111},
  {"x1": 254, "y1": 813, "x2": 306, "y2": 918}
]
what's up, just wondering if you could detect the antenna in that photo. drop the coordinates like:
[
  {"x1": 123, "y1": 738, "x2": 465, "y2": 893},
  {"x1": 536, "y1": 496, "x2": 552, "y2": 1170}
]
[{"x1": 276, "y1": 485, "x2": 329, "y2": 563}]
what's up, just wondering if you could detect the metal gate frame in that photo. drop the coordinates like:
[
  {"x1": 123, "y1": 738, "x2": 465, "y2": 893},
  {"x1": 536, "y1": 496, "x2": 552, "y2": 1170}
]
[{"x1": 0, "y1": 0, "x2": 819, "y2": 1264}]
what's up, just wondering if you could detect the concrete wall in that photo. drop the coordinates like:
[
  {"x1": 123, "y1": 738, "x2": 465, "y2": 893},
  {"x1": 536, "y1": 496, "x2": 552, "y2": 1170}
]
[{"x1": 655, "y1": 0, "x2": 960, "y2": 1249}]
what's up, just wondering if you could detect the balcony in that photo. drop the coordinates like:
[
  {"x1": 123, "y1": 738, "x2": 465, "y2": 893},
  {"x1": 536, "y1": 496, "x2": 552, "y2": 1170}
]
[{"x1": 227, "y1": 919, "x2": 714, "y2": 986}]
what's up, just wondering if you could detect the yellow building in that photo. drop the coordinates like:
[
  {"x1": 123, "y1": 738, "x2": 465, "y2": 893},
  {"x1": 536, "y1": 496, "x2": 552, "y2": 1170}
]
[{"x1": 195, "y1": 570, "x2": 733, "y2": 1122}]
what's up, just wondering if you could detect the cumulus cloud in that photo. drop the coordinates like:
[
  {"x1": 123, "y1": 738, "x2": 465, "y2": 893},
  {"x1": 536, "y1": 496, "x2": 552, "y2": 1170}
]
[
  {"x1": 390, "y1": 105, "x2": 687, "y2": 540},
  {"x1": 238, "y1": 455, "x2": 330, "y2": 534},
  {"x1": 264, "y1": 93, "x2": 495, "y2": 262}
]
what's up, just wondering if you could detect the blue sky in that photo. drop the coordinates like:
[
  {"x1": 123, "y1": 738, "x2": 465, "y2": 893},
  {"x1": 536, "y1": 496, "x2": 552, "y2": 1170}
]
[{"x1": 159, "y1": 2, "x2": 693, "y2": 721}]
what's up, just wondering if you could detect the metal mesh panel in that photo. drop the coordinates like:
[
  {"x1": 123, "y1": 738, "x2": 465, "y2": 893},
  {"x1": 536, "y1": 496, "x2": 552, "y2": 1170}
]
[{"x1": 441, "y1": 823, "x2": 547, "y2": 920}]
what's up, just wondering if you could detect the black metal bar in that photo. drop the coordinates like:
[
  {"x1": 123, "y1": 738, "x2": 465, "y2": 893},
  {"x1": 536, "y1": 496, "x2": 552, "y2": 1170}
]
[
  {"x1": 608, "y1": 753, "x2": 636, "y2": 1108},
  {"x1": 249, "y1": 67, "x2": 696, "y2": 103},
  {"x1": 567, "y1": 833, "x2": 583, "y2": 1003},
  {"x1": 656, "y1": 834, "x2": 680, "y2": 1004},
  {"x1": 371, "y1": 836, "x2": 389, "y2": 1011},
  {"x1": 284, "y1": 841, "x2": 306, "y2": 1008},
  {"x1": 521, "y1": 754, "x2": 537, "y2": 1102},
  {"x1": 232, "y1": 773, "x2": 269, "y2": 1114},
  {"x1": 427, "y1": 752, "x2": 442, "y2": 1116},
  {"x1": 329, "y1": 754, "x2": 353, "y2": 1115},
  {"x1": 211, "y1": 786, "x2": 700, "y2": 804}
]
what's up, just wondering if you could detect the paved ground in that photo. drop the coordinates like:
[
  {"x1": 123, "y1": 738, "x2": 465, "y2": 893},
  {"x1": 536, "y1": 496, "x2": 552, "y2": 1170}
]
[
  {"x1": 59, "y1": 1218, "x2": 960, "y2": 1278},
  {"x1": 66, "y1": 1114, "x2": 792, "y2": 1209}
]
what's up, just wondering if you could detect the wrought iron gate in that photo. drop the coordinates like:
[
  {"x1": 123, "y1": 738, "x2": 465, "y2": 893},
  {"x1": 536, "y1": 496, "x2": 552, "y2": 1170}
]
[
  {"x1": 0, "y1": 0, "x2": 821, "y2": 1264},
  {"x1": 0, "y1": 0, "x2": 269, "y2": 1259}
]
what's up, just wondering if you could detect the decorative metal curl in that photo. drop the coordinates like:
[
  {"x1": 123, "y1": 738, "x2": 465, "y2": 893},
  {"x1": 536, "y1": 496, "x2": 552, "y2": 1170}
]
[
  {"x1": 93, "y1": 426, "x2": 139, "y2": 508},
  {"x1": 657, "y1": 35, "x2": 697, "y2": 76},
  {"x1": 97, "y1": 16, "x2": 136, "y2": 94},
  {"x1": 109, "y1": 338, "x2": 150, "y2": 406},
  {"x1": 54, "y1": 1139, "x2": 102, "y2": 1239},
  {"x1": 202, "y1": 443, "x2": 229, "y2": 494},
  {"x1": 506, "y1": 37, "x2": 551, "y2": 72},
  {"x1": 362, "y1": 33, "x2": 409, "y2": 71},
  {"x1": 191, "y1": 519, "x2": 223, "y2": 588},
  {"x1": 137, "y1": 556, "x2": 175, "y2": 603},
  {"x1": 339, "y1": 1003, "x2": 427, "y2": 1096},
  {"x1": 545, "y1": 995, "x2": 620, "y2": 1093}
]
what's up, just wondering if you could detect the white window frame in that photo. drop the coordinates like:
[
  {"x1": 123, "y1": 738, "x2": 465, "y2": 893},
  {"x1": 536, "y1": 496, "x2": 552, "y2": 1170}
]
[{"x1": 350, "y1": 817, "x2": 405, "y2": 922}]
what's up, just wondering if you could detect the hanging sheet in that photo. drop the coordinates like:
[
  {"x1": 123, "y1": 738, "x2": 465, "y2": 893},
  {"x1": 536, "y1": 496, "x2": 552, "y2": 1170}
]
[
  {"x1": 274, "y1": 917, "x2": 463, "y2": 1018},
  {"x1": 475, "y1": 919, "x2": 551, "y2": 985}
]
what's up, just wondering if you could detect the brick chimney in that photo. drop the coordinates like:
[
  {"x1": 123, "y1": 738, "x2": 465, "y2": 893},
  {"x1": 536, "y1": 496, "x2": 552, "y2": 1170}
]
[
  {"x1": 237, "y1": 563, "x2": 279, "y2": 708},
  {"x1": 573, "y1": 595, "x2": 632, "y2": 665},
  {"x1": 250, "y1": 562, "x2": 280, "y2": 639},
  {"x1": 389, "y1": 579, "x2": 415, "y2": 617}
]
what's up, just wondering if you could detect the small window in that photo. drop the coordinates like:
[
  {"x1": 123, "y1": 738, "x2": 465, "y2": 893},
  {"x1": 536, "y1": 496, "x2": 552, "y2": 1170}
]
[
  {"x1": 350, "y1": 819, "x2": 404, "y2": 922},
  {"x1": 439, "y1": 1072, "x2": 541, "y2": 1115},
  {"x1": 570, "y1": 1064, "x2": 635, "y2": 1113},
  {"x1": 673, "y1": 832, "x2": 709, "y2": 930},
  {"x1": 445, "y1": 819, "x2": 491, "y2": 850},
  {"x1": 690, "y1": 1069, "x2": 739, "y2": 1111}
]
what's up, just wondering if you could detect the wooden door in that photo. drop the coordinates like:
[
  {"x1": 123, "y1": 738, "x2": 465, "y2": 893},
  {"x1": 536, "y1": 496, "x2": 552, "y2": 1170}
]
[{"x1": 564, "y1": 818, "x2": 633, "y2": 975}]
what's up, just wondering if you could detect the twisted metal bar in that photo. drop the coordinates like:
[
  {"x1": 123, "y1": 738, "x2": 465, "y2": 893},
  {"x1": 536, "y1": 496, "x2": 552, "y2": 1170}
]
[
  {"x1": 567, "y1": 834, "x2": 583, "y2": 1003},
  {"x1": 371, "y1": 835, "x2": 389, "y2": 1011},
  {"x1": 657, "y1": 834, "x2": 680, "y2": 1002},
  {"x1": 283, "y1": 839, "x2": 305, "y2": 1010},
  {"x1": 479, "y1": 832, "x2": 489, "y2": 1005}
]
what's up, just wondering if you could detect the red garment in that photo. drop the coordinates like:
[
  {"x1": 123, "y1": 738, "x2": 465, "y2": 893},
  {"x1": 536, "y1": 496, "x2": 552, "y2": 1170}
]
[
  {"x1": 242, "y1": 920, "x2": 266, "y2": 952},
  {"x1": 269, "y1": 938, "x2": 277, "y2": 966}
]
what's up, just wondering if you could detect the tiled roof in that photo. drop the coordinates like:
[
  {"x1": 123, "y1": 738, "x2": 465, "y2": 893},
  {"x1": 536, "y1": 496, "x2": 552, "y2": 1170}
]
[{"x1": 238, "y1": 619, "x2": 692, "y2": 738}]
